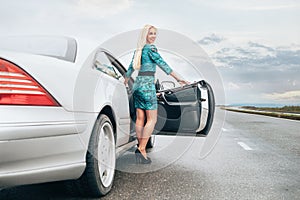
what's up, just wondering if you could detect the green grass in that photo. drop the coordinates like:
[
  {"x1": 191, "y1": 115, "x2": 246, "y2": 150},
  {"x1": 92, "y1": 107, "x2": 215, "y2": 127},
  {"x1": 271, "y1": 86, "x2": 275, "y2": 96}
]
[
  {"x1": 241, "y1": 106, "x2": 300, "y2": 114},
  {"x1": 221, "y1": 105, "x2": 300, "y2": 121}
]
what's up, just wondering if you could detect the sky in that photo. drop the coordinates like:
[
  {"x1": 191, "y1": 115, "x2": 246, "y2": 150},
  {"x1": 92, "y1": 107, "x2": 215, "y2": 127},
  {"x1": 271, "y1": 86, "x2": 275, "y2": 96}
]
[{"x1": 0, "y1": 0, "x2": 299, "y2": 105}]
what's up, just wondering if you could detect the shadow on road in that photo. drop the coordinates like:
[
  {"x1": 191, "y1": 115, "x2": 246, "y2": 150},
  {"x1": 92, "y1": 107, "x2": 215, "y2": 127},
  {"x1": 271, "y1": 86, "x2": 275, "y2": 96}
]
[{"x1": 0, "y1": 181, "x2": 73, "y2": 200}]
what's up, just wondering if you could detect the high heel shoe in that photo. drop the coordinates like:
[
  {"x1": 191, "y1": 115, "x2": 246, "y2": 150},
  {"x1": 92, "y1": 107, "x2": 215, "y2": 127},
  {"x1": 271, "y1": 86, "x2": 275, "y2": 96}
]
[{"x1": 135, "y1": 149, "x2": 152, "y2": 164}]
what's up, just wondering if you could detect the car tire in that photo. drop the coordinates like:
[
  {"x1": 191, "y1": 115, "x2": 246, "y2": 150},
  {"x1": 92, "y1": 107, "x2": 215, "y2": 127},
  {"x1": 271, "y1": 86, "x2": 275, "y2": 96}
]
[{"x1": 70, "y1": 114, "x2": 116, "y2": 197}]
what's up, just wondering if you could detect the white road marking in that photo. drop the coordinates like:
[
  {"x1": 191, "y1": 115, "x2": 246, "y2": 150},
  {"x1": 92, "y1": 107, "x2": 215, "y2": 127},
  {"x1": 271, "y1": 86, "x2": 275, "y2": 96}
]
[
  {"x1": 222, "y1": 128, "x2": 228, "y2": 132},
  {"x1": 237, "y1": 142, "x2": 253, "y2": 151}
]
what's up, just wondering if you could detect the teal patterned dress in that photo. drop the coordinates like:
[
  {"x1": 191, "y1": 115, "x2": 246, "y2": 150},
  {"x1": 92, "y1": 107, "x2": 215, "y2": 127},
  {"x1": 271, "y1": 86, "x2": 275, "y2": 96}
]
[{"x1": 125, "y1": 44, "x2": 173, "y2": 110}]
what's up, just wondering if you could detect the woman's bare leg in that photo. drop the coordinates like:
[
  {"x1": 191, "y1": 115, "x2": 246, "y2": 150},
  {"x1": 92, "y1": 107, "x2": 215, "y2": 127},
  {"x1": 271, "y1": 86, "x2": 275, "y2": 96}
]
[
  {"x1": 135, "y1": 108, "x2": 145, "y2": 146},
  {"x1": 138, "y1": 109, "x2": 157, "y2": 158}
]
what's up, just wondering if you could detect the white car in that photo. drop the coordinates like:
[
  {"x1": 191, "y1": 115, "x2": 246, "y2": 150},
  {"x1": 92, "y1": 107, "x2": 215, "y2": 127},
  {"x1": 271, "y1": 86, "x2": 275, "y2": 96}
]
[{"x1": 0, "y1": 36, "x2": 215, "y2": 197}]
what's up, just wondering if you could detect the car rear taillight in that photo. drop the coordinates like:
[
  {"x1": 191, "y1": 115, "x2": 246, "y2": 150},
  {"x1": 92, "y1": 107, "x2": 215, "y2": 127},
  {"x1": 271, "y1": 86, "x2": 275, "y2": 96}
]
[{"x1": 0, "y1": 58, "x2": 60, "y2": 106}]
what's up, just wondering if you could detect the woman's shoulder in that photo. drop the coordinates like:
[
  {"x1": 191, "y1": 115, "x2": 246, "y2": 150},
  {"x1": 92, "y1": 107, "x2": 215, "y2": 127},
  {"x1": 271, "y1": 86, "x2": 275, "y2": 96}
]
[{"x1": 144, "y1": 44, "x2": 157, "y2": 52}]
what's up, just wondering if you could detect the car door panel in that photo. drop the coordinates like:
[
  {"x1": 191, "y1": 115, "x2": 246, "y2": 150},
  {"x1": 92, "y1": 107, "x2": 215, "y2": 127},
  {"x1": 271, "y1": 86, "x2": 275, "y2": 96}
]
[
  {"x1": 155, "y1": 83, "x2": 202, "y2": 133},
  {"x1": 94, "y1": 51, "x2": 132, "y2": 146},
  {"x1": 105, "y1": 52, "x2": 137, "y2": 136},
  {"x1": 163, "y1": 86, "x2": 200, "y2": 103}
]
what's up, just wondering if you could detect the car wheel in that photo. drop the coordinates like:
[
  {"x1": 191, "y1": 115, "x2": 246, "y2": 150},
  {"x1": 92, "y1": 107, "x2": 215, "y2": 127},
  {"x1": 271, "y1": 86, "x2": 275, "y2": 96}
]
[
  {"x1": 72, "y1": 114, "x2": 116, "y2": 197},
  {"x1": 146, "y1": 135, "x2": 155, "y2": 149}
]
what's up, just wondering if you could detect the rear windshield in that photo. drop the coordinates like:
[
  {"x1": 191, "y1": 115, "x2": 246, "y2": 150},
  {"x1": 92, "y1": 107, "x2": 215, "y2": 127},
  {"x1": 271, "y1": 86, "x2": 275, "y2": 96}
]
[{"x1": 0, "y1": 36, "x2": 77, "y2": 62}]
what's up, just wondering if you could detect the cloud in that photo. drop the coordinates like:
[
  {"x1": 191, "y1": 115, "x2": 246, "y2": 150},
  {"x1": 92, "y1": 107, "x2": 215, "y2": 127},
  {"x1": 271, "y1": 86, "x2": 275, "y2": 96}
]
[
  {"x1": 192, "y1": 0, "x2": 300, "y2": 11},
  {"x1": 248, "y1": 42, "x2": 274, "y2": 52},
  {"x1": 264, "y1": 90, "x2": 300, "y2": 101},
  {"x1": 213, "y1": 42, "x2": 300, "y2": 69},
  {"x1": 225, "y1": 4, "x2": 298, "y2": 11},
  {"x1": 227, "y1": 82, "x2": 240, "y2": 90},
  {"x1": 226, "y1": 82, "x2": 254, "y2": 91},
  {"x1": 198, "y1": 34, "x2": 225, "y2": 45},
  {"x1": 199, "y1": 33, "x2": 300, "y2": 104},
  {"x1": 75, "y1": 0, "x2": 132, "y2": 18}
]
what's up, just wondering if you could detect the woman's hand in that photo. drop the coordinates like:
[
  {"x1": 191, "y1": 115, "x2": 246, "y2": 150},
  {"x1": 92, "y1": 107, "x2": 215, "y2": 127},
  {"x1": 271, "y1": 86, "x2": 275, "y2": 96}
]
[
  {"x1": 178, "y1": 79, "x2": 190, "y2": 86},
  {"x1": 169, "y1": 72, "x2": 189, "y2": 86},
  {"x1": 124, "y1": 77, "x2": 129, "y2": 85}
]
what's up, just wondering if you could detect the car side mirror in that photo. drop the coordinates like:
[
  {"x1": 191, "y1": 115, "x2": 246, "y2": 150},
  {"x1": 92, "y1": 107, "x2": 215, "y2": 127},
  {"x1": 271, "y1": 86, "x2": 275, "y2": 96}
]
[{"x1": 161, "y1": 81, "x2": 176, "y2": 90}]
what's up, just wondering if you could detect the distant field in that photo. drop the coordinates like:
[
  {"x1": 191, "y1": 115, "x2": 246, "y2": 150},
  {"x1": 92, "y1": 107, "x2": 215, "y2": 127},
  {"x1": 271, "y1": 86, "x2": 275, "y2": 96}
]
[
  {"x1": 221, "y1": 105, "x2": 300, "y2": 120},
  {"x1": 240, "y1": 106, "x2": 300, "y2": 114}
]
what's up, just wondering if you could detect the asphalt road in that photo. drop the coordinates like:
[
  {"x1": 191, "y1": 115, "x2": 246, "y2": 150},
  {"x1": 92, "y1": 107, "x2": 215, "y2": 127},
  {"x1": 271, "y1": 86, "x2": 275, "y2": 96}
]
[{"x1": 1, "y1": 108, "x2": 299, "y2": 199}]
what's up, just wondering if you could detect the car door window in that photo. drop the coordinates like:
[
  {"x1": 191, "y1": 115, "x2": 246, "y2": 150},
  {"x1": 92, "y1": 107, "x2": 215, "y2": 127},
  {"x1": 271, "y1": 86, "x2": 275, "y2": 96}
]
[{"x1": 94, "y1": 52, "x2": 122, "y2": 80}]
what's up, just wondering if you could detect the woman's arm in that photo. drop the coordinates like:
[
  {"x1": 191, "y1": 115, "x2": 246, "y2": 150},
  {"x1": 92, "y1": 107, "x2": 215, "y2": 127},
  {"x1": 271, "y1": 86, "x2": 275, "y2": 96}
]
[
  {"x1": 148, "y1": 45, "x2": 173, "y2": 75},
  {"x1": 124, "y1": 53, "x2": 135, "y2": 85},
  {"x1": 148, "y1": 45, "x2": 189, "y2": 85},
  {"x1": 170, "y1": 71, "x2": 189, "y2": 85}
]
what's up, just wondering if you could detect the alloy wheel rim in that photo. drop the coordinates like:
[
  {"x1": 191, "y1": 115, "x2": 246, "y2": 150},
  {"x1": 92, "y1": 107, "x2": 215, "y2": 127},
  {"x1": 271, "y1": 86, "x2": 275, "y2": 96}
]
[{"x1": 98, "y1": 122, "x2": 116, "y2": 188}]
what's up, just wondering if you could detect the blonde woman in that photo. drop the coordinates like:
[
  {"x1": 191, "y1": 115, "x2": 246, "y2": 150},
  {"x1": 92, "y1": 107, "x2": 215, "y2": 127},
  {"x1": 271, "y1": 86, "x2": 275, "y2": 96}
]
[{"x1": 124, "y1": 25, "x2": 188, "y2": 164}]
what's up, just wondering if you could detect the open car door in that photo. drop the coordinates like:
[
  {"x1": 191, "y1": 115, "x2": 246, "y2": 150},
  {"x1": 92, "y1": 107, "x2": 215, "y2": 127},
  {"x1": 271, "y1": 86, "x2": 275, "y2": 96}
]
[
  {"x1": 155, "y1": 80, "x2": 215, "y2": 137},
  {"x1": 103, "y1": 52, "x2": 215, "y2": 138}
]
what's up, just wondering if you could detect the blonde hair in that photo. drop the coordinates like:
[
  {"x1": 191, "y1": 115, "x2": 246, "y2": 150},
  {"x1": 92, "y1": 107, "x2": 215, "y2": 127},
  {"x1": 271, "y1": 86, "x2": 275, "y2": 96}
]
[{"x1": 133, "y1": 24, "x2": 157, "y2": 70}]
